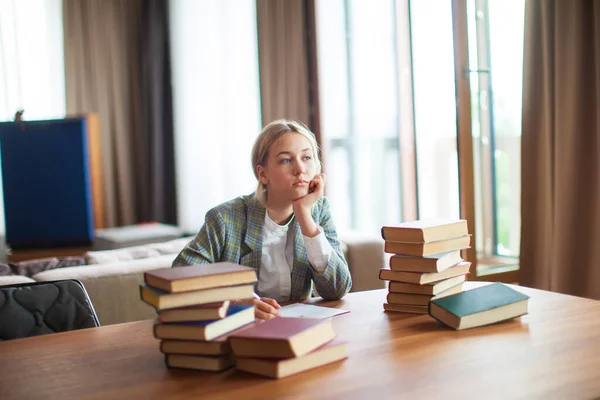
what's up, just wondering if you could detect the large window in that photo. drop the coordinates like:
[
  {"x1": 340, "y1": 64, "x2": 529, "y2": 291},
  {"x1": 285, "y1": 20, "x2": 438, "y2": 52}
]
[
  {"x1": 169, "y1": 0, "x2": 261, "y2": 233},
  {"x1": 316, "y1": 0, "x2": 401, "y2": 233},
  {"x1": 411, "y1": 0, "x2": 461, "y2": 221},
  {"x1": 316, "y1": 0, "x2": 463, "y2": 233},
  {"x1": 316, "y1": 0, "x2": 525, "y2": 279},
  {"x1": 467, "y1": 0, "x2": 525, "y2": 266}
]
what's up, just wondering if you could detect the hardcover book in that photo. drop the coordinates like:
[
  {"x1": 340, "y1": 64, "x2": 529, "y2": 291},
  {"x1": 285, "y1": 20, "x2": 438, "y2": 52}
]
[
  {"x1": 388, "y1": 275, "x2": 466, "y2": 295},
  {"x1": 384, "y1": 235, "x2": 471, "y2": 257},
  {"x1": 429, "y1": 282, "x2": 530, "y2": 330},
  {"x1": 379, "y1": 261, "x2": 471, "y2": 284},
  {"x1": 159, "y1": 321, "x2": 259, "y2": 356},
  {"x1": 144, "y1": 263, "x2": 257, "y2": 293},
  {"x1": 229, "y1": 317, "x2": 336, "y2": 359},
  {"x1": 389, "y1": 250, "x2": 463, "y2": 273},
  {"x1": 153, "y1": 305, "x2": 255, "y2": 341},
  {"x1": 160, "y1": 339, "x2": 230, "y2": 356},
  {"x1": 166, "y1": 353, "x2": 234, "y2": 372},
  {"x1": 139, "y1": 283, "x2": 254, "y2": 310},
  {"x1": 157, "y1": 301, "x2": 230, "y2": 323},
  {"x1": 383, "y1": 303, "x2": 429, "y2": 314},
  {"x1": 235, "y1": 339, "x2": 348, "y2": 379},
  {"x1": 386, "y1": 283, "x2": 463, "y2": 306},
  {"x1": 381, "y1": 219, "x2": 468, "y2": 243}
]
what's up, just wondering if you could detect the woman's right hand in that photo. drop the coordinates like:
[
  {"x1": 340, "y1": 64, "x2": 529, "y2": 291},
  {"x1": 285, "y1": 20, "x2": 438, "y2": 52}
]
[
  {"x1": 253, "y1": 297, "x2": 281, "y2": 320},
  {"x1": 233, "y1": 297, "x2": 281, "y2": 319}
]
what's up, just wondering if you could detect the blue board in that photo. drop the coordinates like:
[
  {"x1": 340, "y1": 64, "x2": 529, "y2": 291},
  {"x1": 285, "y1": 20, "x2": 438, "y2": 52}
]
[{"x1": 0, "y1": 118, "x2": 95, "y2": 248}]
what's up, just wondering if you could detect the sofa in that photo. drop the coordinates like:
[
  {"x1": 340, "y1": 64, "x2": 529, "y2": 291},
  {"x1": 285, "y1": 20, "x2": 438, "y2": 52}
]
[{"x1": 0, "y1": 231, "x2": 386, "y2": 326}]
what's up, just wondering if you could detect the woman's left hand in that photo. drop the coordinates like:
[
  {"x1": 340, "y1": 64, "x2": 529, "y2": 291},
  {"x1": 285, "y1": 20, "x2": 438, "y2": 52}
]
[{"x1": 292, "y1": 173, "x2": 326, "y2": 213}]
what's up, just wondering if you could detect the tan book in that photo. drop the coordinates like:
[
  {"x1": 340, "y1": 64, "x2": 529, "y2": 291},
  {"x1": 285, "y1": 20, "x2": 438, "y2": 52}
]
[
  {"x1": 388, "y1": 275, "x2": 467, "y2": 295},
  {"x1": 384, "y1": 235, "x2": 471, "y2": 257},
  {"x1": 139, "y1": 283, "x2": 254, "y2": 310},
  {"x1": 379, "y1": 261, "x2": 471, "y2": 284},
  {"x1": 389, "y1": 250, "x2": 463, "y2": 272},
  {"x1": 166, "y1": 353, "x2": 234, "y2": 372},
  {"x1": 386, "y1": 283, "x2": 463, "y2": 306},
  {"x1": 157, "y1": 301, "x2": 230, "y2": 323},
  {"x1": 235, "y1": 340, "x2": 348, "y2": 379},
  {"x1": 153, "y1": 305, "x2": 255, "y2": 341},
  {"x1": 229, "y1": 317, "x2": 336, "y2": 359},
  {"x1": 160, "y1": 339, "x2": 230, "y2": 356},
  {"x1": 144, "y1": 262, "x2": 257, "y2": 293},
  {"x1": 381, "y1": 219, "x2": 468, "y2": 243},
  {"x1": 383, "y1": 303, "x2": 429, "y2": 314}
]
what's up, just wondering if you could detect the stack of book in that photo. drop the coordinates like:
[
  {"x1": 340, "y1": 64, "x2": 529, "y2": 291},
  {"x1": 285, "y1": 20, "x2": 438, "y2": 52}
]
[
  {"x1": 380, "y1": 219, "x2": 472, "y2": 314},
  {"x1": 139, "y1": 262, "x2": 258, "y2": 371},
  {"x1": 229, "y1": 317, "x2": 348, "y2": 379}
]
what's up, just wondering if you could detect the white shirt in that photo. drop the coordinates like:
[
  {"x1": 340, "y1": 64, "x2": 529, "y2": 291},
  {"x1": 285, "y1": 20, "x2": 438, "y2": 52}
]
[{"x1": 256, "y1": 212, "x2": 332, "y2": 302}]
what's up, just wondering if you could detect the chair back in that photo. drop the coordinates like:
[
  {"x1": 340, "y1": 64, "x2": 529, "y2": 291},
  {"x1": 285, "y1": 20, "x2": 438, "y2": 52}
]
[{"x1": 0, "y1": 280, "x2": 100, "y2": 340}]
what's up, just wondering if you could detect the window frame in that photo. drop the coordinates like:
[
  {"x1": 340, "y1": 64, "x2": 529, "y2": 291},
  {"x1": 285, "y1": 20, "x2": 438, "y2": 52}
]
[{"x1": 452, "y1": 0, "x2": 519, "y2": 283}]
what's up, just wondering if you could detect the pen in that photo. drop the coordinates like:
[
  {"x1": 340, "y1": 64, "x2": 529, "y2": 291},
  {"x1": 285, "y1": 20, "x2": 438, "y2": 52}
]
[{"x1": 253, "y1": 292, "x2": 261, "y2": 300}]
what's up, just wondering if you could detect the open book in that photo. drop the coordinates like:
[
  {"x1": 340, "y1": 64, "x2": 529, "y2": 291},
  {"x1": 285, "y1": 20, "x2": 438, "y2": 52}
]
[{"x1": 278, "y1": 303, "x2": 350, "y2": 319}]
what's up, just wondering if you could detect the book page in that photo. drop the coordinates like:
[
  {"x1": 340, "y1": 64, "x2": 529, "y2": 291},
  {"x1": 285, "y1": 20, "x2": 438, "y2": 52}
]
[{"x1": 278, "y1": 303, "x2": 350, "y2": 319}]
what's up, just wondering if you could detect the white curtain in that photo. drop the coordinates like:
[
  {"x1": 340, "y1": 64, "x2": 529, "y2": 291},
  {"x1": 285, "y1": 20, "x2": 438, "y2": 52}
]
[
  {"x1": 0, "y1": 0, "x2": 65, "y2": 121},
  {"x1": 0, "y1": 0, "x2": 66, "y2": 235},
  {"x1": 169, "y1": 0, "x2": 262, "y2": 233}
]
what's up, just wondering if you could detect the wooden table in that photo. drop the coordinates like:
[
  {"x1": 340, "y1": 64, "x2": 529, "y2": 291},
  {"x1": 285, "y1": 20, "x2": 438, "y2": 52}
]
[{"x1": 1, "y1": 283, "x2": 599, "y2": 399}]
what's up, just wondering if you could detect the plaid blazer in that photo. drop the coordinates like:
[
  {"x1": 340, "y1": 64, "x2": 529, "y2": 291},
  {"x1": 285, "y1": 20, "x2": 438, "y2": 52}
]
[{"x1": 172, "y1": 194, "x2": 352, "y2": 301}]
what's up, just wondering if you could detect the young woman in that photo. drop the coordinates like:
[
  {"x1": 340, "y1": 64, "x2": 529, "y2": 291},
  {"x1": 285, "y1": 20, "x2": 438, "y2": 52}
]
[{"x1": 173, "y1": 119, "x2": 352, "y2": 319}]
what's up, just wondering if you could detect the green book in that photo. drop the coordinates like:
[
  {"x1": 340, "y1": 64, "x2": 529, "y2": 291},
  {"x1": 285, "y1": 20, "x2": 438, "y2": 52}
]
[{"x1": 428, "y1": 282, "x2": 530, "y2": 330}]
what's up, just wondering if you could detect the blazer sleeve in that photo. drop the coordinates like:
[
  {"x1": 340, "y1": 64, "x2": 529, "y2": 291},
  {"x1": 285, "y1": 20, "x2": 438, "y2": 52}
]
[
  {"x1": 310, "y1": 197, "x2": 352, "y2": 300},
  {"x1": 172, "y1": 208, "x2": 227, "y2": 267}
]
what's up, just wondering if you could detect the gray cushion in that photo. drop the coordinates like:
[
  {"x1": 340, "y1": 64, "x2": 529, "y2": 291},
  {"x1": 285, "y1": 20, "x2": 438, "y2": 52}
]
[
  {"x1": 10, "y1": 256, "x2": 86, "y2": 277},
  {"x1": 85, "y1": 236, "x2": 193, "y2": 264},
  {"x1": 0, "y1": 264, "x2": 13, "y2": 276}
]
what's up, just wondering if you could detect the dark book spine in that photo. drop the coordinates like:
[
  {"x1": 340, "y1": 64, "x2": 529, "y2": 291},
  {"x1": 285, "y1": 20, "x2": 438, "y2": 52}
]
[
  {"x1": 139, "y1": 287, "x2": 160, "y2": 309},
  {"x1": 143, "y1": 272, "x2": 150, "y2": 287},
  {"x1": 428, "y1": 303, "x2": 456, "y2": 330},
  {"x1": 138, "y1": 285, "x2": 145, "y2": 303}
]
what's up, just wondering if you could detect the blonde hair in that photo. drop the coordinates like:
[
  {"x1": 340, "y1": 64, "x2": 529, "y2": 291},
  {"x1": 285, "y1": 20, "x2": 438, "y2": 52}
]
[{"x1": 251, "y1": 119, "x2": 322, "y2": 205}]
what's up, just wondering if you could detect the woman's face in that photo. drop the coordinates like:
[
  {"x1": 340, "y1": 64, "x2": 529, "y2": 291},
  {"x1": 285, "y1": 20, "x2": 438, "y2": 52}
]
[{"x1": 257, "y1": 133, "x2": 317, "y2": 204}]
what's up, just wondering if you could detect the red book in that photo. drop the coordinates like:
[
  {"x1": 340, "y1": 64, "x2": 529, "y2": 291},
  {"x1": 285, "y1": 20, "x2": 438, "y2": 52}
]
[
  {"x1": 236, "y1": 339, "x2": 348, "y2": 379},
  {"x1": 228, "y1": 317, "x2": 336, "y2": 359},
  {"x1": 144, "y1": 262, "x2": 257, "y2": 293}
]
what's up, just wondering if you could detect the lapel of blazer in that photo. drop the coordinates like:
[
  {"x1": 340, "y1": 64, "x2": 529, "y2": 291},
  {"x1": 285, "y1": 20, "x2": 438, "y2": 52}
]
[
  {"x1": 291, "y1": 216, "x2": 311, "y2": 299},
  {"x1": 240, "y1": 195, "x2": 265, "y2": 277}
]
